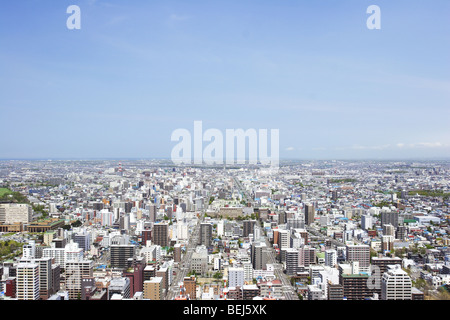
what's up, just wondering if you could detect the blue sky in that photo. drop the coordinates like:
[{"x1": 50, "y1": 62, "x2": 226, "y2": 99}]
[{"x1": 0, "y1": 0, "x2": 449, "y2": 160}]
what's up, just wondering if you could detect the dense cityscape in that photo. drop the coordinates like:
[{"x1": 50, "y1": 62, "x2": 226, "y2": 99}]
[{"x1": 0, "y1": 159, "x2": 449, "y2": 301}]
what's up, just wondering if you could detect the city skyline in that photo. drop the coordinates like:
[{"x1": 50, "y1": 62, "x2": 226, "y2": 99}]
[
  {"x1": 1, "y1": 0, "x2": 449, "y2": 160},
  {"x1": 1, "y1": 158, "x2": 449, "y2": 303}
]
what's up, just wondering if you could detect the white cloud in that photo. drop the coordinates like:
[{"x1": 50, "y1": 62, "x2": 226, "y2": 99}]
[
  {"x1": 396, "y1": 142, "x2": 447, "y2": 149},
  {"x1": 285, "y1": 147, "x2": 295, "y2": 151},
  {"x1": 350, "y1": 144, "x2": 391, "y2": 150},
  {"x1": 334, "y1": 142, "x2": 449, "y2": 152}
]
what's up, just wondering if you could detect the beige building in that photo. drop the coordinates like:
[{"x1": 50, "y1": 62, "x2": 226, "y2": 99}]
[
  {"x1": 143, "y1": 277, "x2": 163, "y2": 300},
  {"x1": 16, "y1": 262, "x2": 40, "y2": 300},
  {"x1": 218, "y1": 207, "x2": 243, "y2": 218},
  {"x1": 43, "y1": 231, "x2": 56, "y2": 246},
  {"x1": 0, "y1": 203, "x2": 32, "y2": 224}
]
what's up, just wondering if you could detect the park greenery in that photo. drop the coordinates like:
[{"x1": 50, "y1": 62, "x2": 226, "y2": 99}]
[
  {"x1": 0, "y1": 240, "x2": 23, "y2": 261},
  {"x1": 407, "y1": 190, "x2": 450, "y2": 200},
  {"x1": 0, "y1": 188, "x2": 29, "y2": 204}
]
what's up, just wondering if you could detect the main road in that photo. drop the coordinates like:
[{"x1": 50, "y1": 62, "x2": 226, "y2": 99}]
[
  {"x1": 262, "y1": 228, "x2": 298, "y2": 300},
  {"x1": 166, "y1": 216, "x2": 201, "y2": 300},
  {"x1": 231, "y1": 170, "x2": 298, "y2": 300}
]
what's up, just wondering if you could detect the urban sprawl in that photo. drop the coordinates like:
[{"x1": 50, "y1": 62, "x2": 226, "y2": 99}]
[{"x1": 0, "y1": 159, "x2": 449, "y2": 301}]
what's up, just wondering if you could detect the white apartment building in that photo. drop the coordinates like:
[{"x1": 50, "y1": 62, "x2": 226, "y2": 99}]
[
  {"x1": 278, "y1": 229, "x2": 290, "y2": 250},
  {"x1": 228, "y1": 267, "x2": 245, "y2": 287},
  {"x1": 42, "y1": 241, "x2": 83, "y2": 268},
  {"x1": 381, "y1": 264, "x2": 412, "y2": 300},
  {"x1": 243, "y1": 262, "x2": 253, "y2": 283},
  {"x1": 361, "y1": 215, "x2": 373, "y2": 230},
  {"x1": 16, "y1": 262, "x2": 40, "y2": 300},
  {"x1": 325, "y1": 249, "x2": 337, "y2": 268}
]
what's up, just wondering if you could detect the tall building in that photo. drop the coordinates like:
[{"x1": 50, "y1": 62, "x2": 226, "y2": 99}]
[
  {"x1": 278, "y1": 229, "x2": 290, "y2": 250},
  {"x1": 287, "y1": 217, "x2": 305, "y2": 230},
  {"x1": 52, "y1": 264, "x2": 61, "y2": 295},
  {"x1": 119, "y1": 214, "x2": 130, "y2": 232},
  {"x1": 382, "y1": 235, "x2": 395, "y2": 252},
  {"x1": 20, "y1": 257, "x2": 53, "y2": 300},
  {"x1": 100, "y1": 209, "x2": 114, "y2": 227},
  {"x1": 64, "y1": 242, "x2": 84, "y2": 264},
  {"x1": 251, "y1": 242, "x2": 267, "y2": 270},
  {"x1": 191, "y1": 250, "x2": 208, "y2": 276},
  {"x1": 5, "y1": 277, "x2": 16, "y2": 298},
  {"x1": 340, "y1": 272, "x2": 372, "y2": 300},
  {"x1": 156, "y1": 266, "x2": 170, "y2": 294},
  {"x1": 381, "y1": 209, "x2": 399, "y2": 228},
  {"x1": 243, "y1": 262, "x2": 253, "y2": 283},
  {"x1": 143, "y1": 266, "x2": 156, "y2": 281},
  {"x1": 183, "y1": 276, "x2": 197, "y2": 300},
  {"x1": 305, "y1": 204, "x2": 315, "y2": 225},
  {"x1": 382, "y1": 224, "x2": 395, "y2": 237},
  {"x1": 74, "y1": 231, "x2": 91, "y2": 252},
  {"x1": 143, "y1": 277, "x2": 163, "y2": 300},
  {"x1": 174, "y1": 243, "x2": 182, "y2": 263},
  {"x1": 65, "y1": 259, "x2": 93, "y2": 300},
  {"x1": 331, "y1": 189, "x2": 339, "y2": 201},
  {"x1": 149, "y1": 204, "x2": 157, "y2": 222},
  {"x1": 396, "y1": 225, "x2": 407, "y2": 241},
  {"x1": 141, "y1": 229, "x2": 152, "y2": 246},
  {"x1": 298, "y1": 245, "x2": 316, "y2": 267},
  {"x1": 325, "y1": 249, "x2": 337, "y2": 268},
  {"x1": 338, "y1": 262, "x2": 376, "y2": 300},
  {"x1": 153, "y1": 222, "x2": 169, "y2": 247},
  {"x1": 285, "y1": 248, "x2": 299, "y2": 275},
  {"x1": 167, "y1": 206, "x2": 173, "y2": 220},
  {"x1": 199, "y1": 223, "x2": 213, "y2": 247},
  {"x1": 243, "y1": 220, "x2": 256, "y2": 238},
  {"x1": 42, "y1": 241, "x2": 83, "y2": 269},
  {"x1": 381, "y1": 265, "x2": 412, "y2": 300},
  {"x1": 124, "y1": 261, "x2": 145, "y2": 297},
  {"x1": 110, "y1": 245, "x2": 135, "y2": 269},
  {"x1": 43, "y1": 247, "x2": 65, "y2": 268},
  {"x1": 346, "y1": 244, "x2": 370, "y2": 272},
  {"x1": 361, "y1": 215, "x2": 373, "y2": 230},
  {"x1": 16, "y1": 262, "x2": 40, "y2": 300},
  {"x1": 327, "y1": 282, "x2": 344, "y2": 300},
  {"x1": 371, "y1": 256, "x2": 402, "y2": 275}
]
